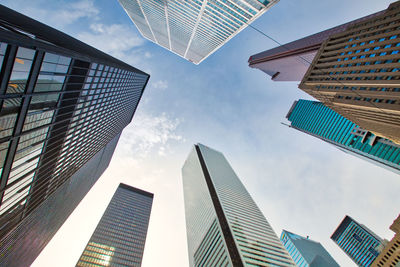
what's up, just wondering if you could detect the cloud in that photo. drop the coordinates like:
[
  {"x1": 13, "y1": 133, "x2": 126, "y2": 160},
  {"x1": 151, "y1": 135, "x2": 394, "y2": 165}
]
[
  {"x1": 118, "y1": 112, "x2": 183, "y2": 158},
  {"x1": 151, "y1": 80, "x2": 168, "y2": 90},
  {"x1": 2, "y1": 0, "x2": 99, "y2": 28},
  {"x1": 57, "y1": 0, "x2": 99, "y2": 23},
  {"x1": 78, "y1": 23, "x2": 145, "y2": 59}
]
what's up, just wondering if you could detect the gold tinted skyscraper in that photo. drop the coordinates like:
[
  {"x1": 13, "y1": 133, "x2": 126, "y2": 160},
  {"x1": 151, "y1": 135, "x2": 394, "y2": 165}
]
[
  {"x1": 118, "y1": 0, "x2": 279, "y2": 64},
  {"x1": 77, "y1": 184, "x2": 153, "y2": 267},
  {"x1": 182, "y1": 144, "x2": 295, "y2": 267}
]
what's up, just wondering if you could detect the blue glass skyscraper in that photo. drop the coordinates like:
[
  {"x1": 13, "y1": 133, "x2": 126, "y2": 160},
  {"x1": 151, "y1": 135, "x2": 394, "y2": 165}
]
[
  {"x1": 331, "y1": 216, "x2": 383, "y2": 267},
  {"x1": 280, "y1": 230, "x2": 339, "y2": 267},
  {"x1": 286, "y1": 99, "x2": 400, "y2": 174}
]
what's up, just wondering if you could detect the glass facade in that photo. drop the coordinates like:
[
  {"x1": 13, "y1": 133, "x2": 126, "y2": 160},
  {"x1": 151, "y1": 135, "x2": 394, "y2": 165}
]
[
  {"x1": 76, "y1": 184, "x2": 153, "y2": 267},
  {"x1": 182, "y1": 144, "x2": 295, "y2": 267},
  {"x1": 118, "y1": 0, "x2": 279, "y2": 64},
  {"x1": 331, "y1": 216, "x2": 383, "y2": 267},
  {"x1": 286, "y1": 99, "x2": 400, "y2": 175},
  {"x1": 0, "y1": 5, "x2": 149, "y2": 267},
  {"x1": 280, "y1": 230, "x2": 339, "y2": 267}
]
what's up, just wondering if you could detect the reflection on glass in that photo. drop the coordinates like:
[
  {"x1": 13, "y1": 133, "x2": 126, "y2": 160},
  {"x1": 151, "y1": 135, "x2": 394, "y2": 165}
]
[
  {"x1": 34, "y1": 52, "x2": 71, "y2": 92},
  {"x1": 22, "y1": 110, "x2": 54, "y2": 132},
  {"x1": 77, "y1": 242, "x2": 115, "y2": 267},
  {"x1": 0, "y1": 98, "x2": 21, "y2": 138},
  {"x1": 0, "y1": 128, "x2": 48, "y2": 215},
  {"x1": 7, "y1": 47, "x2": 35, "y2": 94},
  {"x1": 0, "y1": 42, "x2": 7, "y2": 73},
  {"x1": 0, "y1": 141, "x2": 10, "y2": 178}
]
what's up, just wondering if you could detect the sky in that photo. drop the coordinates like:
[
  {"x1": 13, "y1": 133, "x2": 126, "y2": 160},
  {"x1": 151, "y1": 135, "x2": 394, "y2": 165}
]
[{"x1": 2, "y1": 0, "x2": 400, "y2": 266}]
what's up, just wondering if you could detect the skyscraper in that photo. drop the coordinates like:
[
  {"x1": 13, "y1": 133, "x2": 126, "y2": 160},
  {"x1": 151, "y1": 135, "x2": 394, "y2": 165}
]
[
  {"x1": 280, "y1": 230, "x2": 339, "y2": 267},
  {"x1": 286, "y1": 99, "x2": 400, "y2": 174},
  {"x1": 182, "y1": 143, "x2": 295, "y2": 267},
  {"x1": 298, "y1": 1, "x2": 400, "y2": 144},
  {"x1": 0, "y1": 5, "x2": 149, "y2": 266},
  {"x1": 76, "y1": 184, "x2": 153, "y2": 267},
  {"x1": 331, "y1": 215, "x2": 383, "y2": 267},
  {"x1": 249, "y1": 1, "x2": 400, "y2": 144},
  {"x1": 118, "y1": 0, "x2": 279, "y2": 64},
  {"x1": 371, "y1": 214, "x2": 400, "y2": 267},
  {"x1": 248, "y1": 10, "x2": 384, "y2": 81}
]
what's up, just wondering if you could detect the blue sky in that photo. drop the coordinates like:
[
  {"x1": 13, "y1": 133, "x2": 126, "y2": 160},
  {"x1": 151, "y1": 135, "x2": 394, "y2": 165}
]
[{"x1": 2, "y1": 0, "x2": 399, "y2": 266}]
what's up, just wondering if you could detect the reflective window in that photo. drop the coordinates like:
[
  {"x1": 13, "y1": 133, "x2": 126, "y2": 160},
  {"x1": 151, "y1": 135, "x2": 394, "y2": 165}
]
[{"x1": 7, "y1": 47, "x2": 35, "y2": 94}]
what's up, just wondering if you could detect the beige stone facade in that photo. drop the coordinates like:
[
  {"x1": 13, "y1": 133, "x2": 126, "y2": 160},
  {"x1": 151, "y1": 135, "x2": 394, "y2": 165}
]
[
  {"x1": 299, "y1": 1, "x2": 400, "y2": 144},
  {"x1": 371, "y1": 214, "x2": 400, "y2": 267}
]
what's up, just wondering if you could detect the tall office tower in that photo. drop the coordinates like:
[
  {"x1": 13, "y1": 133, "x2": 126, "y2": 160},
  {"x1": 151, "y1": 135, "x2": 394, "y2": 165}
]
[
  {"x1": 182, "y1": 143, "x2": 295, "y2": 267},
  {"x1": 248, "y1": 10, "x2": 384, "y2": 81},
  {"x1": 76, "y1": 184, "x2": 153, "y2": 267},
  {"x1": 286, "y1": 99, "x2": 400, "y2": 174},
  {"x1": 118, "y1": 0, "x2": 279, "y2": 64},
  {"x1": 0, "y1": 5, "x2": 149, "y2": 267},
  {"x1": 280, "y1": 230, "x2": 339, "y2": 267},
  {"x1": 298, "y1": 1, "x2": 400, "y2": 144},
  {"x1": 371, "y1": 214, "x2": 400, "y2": 267},
  {"x1": 331, "y1": 216, "x2": 384, "y2": 267}
]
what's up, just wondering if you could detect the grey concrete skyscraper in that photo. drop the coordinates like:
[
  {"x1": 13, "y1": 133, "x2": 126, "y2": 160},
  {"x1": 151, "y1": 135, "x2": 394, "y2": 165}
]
[
  {"x1": 182, "y1": 143, "x2": 295, "y2": 267},
  {"x1": 118, "y1": 0, "x2": 279, "y2": 64},
  {"x1": 76, "y1": 184, "x2": 153, "y2": 267},
  {"x1": 0, "y1": 5, "x2": 149, "y2": 266}
]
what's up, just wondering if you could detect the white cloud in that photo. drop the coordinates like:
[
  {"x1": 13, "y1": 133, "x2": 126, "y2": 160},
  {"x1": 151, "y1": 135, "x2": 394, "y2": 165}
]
[
  {"x1": 151, "y1": 80, "x2": 169, "y2": 90},
  {"x1": 118, "y1": 112, "x2": 183, "y2": 158},
  {"x1": 3, "y1": 0, "x2": 99, "y2": 28},
  {"x1": 78, "y1": 23, "x2": 144, "y2": 59},
  {"x1": 57, "y1": 0, "x2": 99, "y2": 23}
]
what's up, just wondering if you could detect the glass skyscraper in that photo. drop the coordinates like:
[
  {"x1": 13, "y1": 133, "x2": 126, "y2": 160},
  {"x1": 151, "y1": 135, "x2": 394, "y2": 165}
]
[
  {"x1": 0, "y1": 5, "x2": 149, "y2": 266},
  {"x1": 182, "y1": 143, "x2": 295, "y2": 267},
  {"x1": 280, "y1": 230, "x2": 339, "y2": 267},
  {"x1": 76, "y1": 184, "x2": 153, "y2": 267},
  {"x1": 118, "y1": 0, "x2": 279, "y2": 64},
  {"x1": 331, "y1": 215, "x2": 383, "y2": 267},
  {"x1": 286, "y1": 99, "x2": 400, "y2": 175}
]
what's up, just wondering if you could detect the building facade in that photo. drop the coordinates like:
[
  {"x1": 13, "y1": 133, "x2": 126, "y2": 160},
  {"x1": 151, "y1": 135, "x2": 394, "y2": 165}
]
[
  {"x1": 299, "y1": 1, "x2": 400, "y2": 144},
  {"x1": 0, "y1": 5, "x2": 149, "y2": 266},
  {"x1": 331, "y1": 216, "x2": 383, "y2": 267},
  {"x1": 118, "y1": 0, "x2": 279, "y2": 64},
  {"x1": 182, "y1": 143, "x2": 295, "y2": 267},
  {"x1": 76, "y1": 184, "x2": 153, "y2": 267},
  {"x1": 248, "y1": 10, "x2": 384, "y2": 81},
  {"x1": 280, "y1": 230, "x2": 339, "y2": 267},
  {"x1": 286, "y1": 99, "x2": 400, "y2": 174},
  {"x1": 371, "y1": 214, "x2": 400, "y2": 267}
]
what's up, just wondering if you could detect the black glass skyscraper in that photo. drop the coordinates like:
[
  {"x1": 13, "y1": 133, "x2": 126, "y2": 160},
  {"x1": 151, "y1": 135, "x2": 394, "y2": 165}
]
[
  {"x1": 76, "y1": 184, "x2": 153, "y2": 267},
  {"x1": 0, "y1": 5, "x2": 149, "y2": 266}
]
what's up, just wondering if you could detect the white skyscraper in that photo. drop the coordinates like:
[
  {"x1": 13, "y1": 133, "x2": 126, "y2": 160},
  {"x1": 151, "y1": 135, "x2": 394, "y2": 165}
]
[
  {"x1": 182, "y1": 144, "x2": 295, "y2": 266},
  {"x1": 118, "y1": 0, "x2": 279, "y2": 64}
]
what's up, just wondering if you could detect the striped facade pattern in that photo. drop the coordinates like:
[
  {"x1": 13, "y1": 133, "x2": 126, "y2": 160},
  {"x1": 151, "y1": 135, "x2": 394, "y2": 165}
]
[
  {"x1": 331, "y1": 216, "x2": 383, "y2": 267},
  {"x1": 76, "y1": 184, "x2": 153, "y2": 267},
  {"x1": 280, "y1": 230, "x2": 339, "y2": 267},
  {"x1": 183, "y1": 144, "x2": 295, "y2": 267},
  {"x1": 286, "y1": 99, "x2": 400, "y2": 174},
  {"x1": 281, "y1": 231, "x2": 309, "y2": 267},
  {"x1": 0, "y1": 134, "x2": 120, "y2": 267},
  {"x1": 299, "y1": 1, "x2": 400, "y2": 144},
  {"x1": 118, "y1": 0, "x2": 279, "y2": 64},
  {"x1": 193, "y1": 219, "x2": 231, "y2": 266}
]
